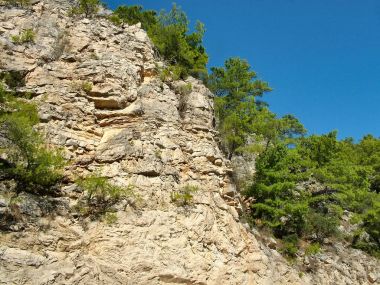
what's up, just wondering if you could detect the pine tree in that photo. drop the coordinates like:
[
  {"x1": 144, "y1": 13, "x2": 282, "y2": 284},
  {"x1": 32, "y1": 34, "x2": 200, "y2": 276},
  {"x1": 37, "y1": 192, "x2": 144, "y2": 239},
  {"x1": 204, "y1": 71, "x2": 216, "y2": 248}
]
[{"x1": 207, "y1": 57, "x2": 272, "y2": 156}]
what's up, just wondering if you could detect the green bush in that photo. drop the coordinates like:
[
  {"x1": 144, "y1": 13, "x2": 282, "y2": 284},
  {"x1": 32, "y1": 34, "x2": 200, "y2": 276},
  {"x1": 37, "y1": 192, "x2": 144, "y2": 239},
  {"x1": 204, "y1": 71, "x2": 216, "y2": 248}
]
[
  {"x1": 353, "y1": 202, "x2": 380, "y2": 257},
  {"x1": 176, "y1": 83, "x2": 192, "y2": 118},
  {"x1": 76, "y1": 173, "x2": 135, "y2": 216},
  {"x1": 0, "y1": 71, "x2": 26, "y2": 88},
  {"x1": 280, "y1": 234, "x2": 299, "y2": 258},
  {"x1": 78, "y1": 174, "x2": 133, "y2": 202},
  {"x1": 362, "y1": 204, "x2": 380, "y2": 244},
  {"x1": 305, "y1": 210, "x2": 339, "y2": 242},
  {"x1": 81, "y1": 81, "x2": 93, "y2": 93},
  {"x1": 110, "y1": 4, "x2": 208, "y2": 80},
  {"x1": 109, "y1": 5, "x2": 156, "y2": 29},
  {"x1": 0, "y1": 84, "x2": 64, "y2": 193},
  {"x1": 305, "y1": 242, "x2": 321, "y2": 256},
  {"x1": 159, "y1": 65, "x2": 183, "y2": 82},
  {"x1": 103, "y1": 212, "x2": 118, "y2": 224},
  {"x1": 171, "y1": 184, "x2": 199, "y2": 206},
  {"x1": 0, "y1": 83, "x2": 5, "y2": 103},
  {"x1": 11, "y1": 29, "x2": 35, "y2": 45},
  {"x1": 69, "y1": 0, "x2": 101, "y2": 18},
  {"x1": 177, "y1": 83, "x2": 192, "y2": 96}
]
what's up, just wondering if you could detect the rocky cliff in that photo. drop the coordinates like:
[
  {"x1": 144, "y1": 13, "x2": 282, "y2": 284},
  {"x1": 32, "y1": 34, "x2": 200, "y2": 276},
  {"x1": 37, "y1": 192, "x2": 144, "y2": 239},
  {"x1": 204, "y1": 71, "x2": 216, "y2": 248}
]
[{"x1": 0, "y1": 1, "x2": 379, "y2": 284}]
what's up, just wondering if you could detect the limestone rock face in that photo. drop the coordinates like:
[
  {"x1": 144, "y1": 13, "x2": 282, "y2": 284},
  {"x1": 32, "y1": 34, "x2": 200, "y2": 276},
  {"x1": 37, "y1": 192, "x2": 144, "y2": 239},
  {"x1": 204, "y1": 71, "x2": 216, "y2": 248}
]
[{"x1": 0, "y1": 2, "x2": 379, "y2": 285}]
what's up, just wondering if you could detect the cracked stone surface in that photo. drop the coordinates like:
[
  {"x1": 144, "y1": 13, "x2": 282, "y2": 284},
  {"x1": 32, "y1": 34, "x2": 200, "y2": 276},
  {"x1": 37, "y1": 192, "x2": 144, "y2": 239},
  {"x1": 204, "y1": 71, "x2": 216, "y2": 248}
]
[{"x1": 0, "y1": 1, "x2": 379, "y2": 285}]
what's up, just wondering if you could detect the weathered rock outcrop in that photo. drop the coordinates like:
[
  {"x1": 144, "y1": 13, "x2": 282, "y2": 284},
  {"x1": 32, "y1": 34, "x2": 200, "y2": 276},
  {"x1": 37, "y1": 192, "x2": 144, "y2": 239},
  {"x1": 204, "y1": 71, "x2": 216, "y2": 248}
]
[{"x1": 0, "y1": 1, "x2": 379, "y2": 284}]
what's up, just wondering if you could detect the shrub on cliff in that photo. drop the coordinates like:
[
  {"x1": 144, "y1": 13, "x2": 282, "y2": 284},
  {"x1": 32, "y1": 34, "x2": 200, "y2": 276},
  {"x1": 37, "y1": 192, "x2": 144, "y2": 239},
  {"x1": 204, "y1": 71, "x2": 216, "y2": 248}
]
[
  {"x1": 305, "y1": 209, "x2": 340, "y2": 242},
  {"x1": 76, "y1": 173, "x2": 135, "y2": 217},
  {"x1": 353, "y1": 201, "x2": 380, "y2": 257},
  {"x1": 0, "y1": 84, "x2": 64, "y2": 193},
  {"x1": 171, "y1": 184, "x2": 199, "y2": 206},
  {"x1": 69, "y1": 0, "x2": 101, "y2": 18},
  {"x1": 110, "y1": 4, "x2": 208, "y2": 80},
  {"x1": 11, "y1": 29, "x2": 35, "y2": 45},
  {"x1": 109, "y1": 5, "x2": 156, "y2": 30}
]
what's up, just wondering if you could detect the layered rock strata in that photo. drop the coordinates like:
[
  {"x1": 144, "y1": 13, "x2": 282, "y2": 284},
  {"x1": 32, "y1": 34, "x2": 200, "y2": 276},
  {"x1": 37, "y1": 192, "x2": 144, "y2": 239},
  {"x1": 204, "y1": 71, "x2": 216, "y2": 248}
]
[{"x1": 0, "y1": 1, "x2": 378, "y2": 284}]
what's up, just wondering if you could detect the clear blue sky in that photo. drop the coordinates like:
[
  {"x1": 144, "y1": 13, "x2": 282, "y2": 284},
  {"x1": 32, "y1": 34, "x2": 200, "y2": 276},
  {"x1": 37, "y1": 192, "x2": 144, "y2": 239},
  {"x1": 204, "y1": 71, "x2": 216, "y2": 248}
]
[{"x1": 105, "y1": 0, "x2": 380, "y2": 140}]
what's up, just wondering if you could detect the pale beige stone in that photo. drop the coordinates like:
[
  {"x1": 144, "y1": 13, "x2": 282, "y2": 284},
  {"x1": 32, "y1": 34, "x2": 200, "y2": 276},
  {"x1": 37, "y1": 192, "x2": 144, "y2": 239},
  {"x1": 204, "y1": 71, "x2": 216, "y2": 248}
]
[{"x1": 0, "y1": 2, "x2": 378, "y2": 285}]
